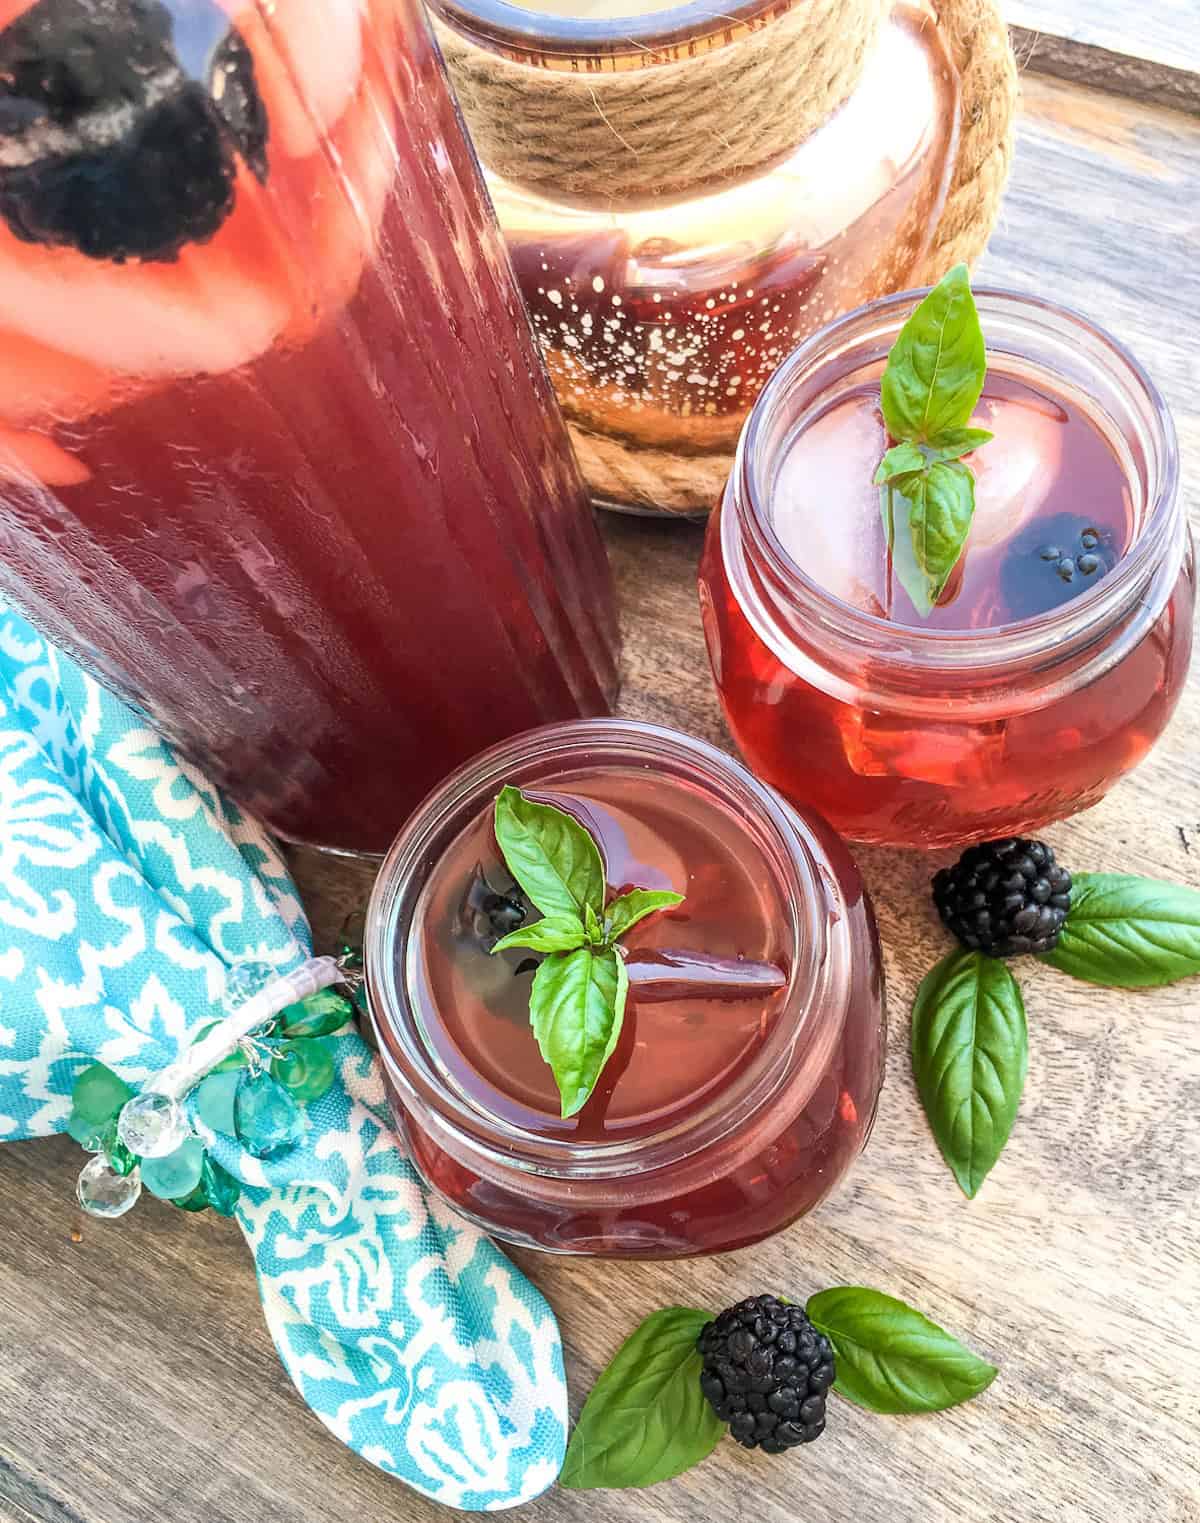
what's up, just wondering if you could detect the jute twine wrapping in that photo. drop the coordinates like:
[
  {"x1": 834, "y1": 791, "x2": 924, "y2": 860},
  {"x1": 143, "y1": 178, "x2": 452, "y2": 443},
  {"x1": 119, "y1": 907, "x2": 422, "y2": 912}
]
[
  {"x1": 433, "y1": 0, "x2": 889, "y2": 204},
  {"x1": 436, "y1": 0, "x2": 1017, "y2": 515}
]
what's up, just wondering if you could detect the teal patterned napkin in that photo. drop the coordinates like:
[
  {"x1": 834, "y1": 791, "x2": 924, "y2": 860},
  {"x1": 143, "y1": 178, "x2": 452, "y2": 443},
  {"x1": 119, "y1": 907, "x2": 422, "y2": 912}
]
[{"x1": 0, "y1": 602, "x2": 567, "y2": 1511}]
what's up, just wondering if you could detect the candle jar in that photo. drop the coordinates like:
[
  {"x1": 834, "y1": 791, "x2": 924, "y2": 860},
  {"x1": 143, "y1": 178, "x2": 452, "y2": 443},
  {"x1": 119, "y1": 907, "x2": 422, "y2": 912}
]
[
  {"x1": 428, "y1": 0, "x2": 1017, "y2": 515},
  {"x1": 365, "y1": 719, "x2": 886, "y2": 1258},
  {"x1": 699, "y1": 289, "x2": 1195, "y2": 850},
  {"x1": 0, "y1": 0, "x2": 617, "y2": 855}
]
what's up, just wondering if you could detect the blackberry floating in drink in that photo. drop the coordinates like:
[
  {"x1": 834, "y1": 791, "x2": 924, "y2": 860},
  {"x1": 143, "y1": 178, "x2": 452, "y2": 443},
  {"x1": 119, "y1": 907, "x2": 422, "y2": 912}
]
[
  {"x1": 365, "y1": 720, "x2": 886, "y2": 1259},
  {"x1": 700, "y1": 288, "x2": 1194, "y2": 848},
  {"x1": 0, "y1": 0, "x2": 617, "y2": 852}
]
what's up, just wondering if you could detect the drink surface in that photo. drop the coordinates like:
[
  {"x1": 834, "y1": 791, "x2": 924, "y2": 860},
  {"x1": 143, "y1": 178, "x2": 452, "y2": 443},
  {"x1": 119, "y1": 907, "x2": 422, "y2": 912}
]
[
  {"x1": 772, "y1": 367, "x2": 1135, "y2": 630},
  {"x1": 407, "y1": 766, "x2": 791, "y2": 1143},
  {"x1": 0, "y1": 0, "x2": 616, "y2": 851}
]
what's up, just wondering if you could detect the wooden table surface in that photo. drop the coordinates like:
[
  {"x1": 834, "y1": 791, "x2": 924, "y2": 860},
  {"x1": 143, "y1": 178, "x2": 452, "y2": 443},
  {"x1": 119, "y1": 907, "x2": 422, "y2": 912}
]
[{"x1": 3, "y1": 38, "x2": 1200, "y2": 1523}]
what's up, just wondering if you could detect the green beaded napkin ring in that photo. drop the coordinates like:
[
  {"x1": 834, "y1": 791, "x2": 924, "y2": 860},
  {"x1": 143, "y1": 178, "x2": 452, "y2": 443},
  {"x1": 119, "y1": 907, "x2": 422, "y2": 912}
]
[{"x1": 70, "y1": 955, "x2": 360, "y2": 1220}]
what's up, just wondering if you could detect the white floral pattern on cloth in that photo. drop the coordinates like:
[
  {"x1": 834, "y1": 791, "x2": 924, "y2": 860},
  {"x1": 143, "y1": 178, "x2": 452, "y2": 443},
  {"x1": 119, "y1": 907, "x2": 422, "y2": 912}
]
[{"x1": 0, "y1": 603, "x2": 567, "y2": 1511}]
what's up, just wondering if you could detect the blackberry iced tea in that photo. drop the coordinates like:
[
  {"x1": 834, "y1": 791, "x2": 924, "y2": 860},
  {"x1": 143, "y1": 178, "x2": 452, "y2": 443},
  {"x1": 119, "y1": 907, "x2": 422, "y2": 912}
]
[
  {"x1": 700, "y1": 289, "x2": 1193, "y2": 848},
  {"x1": 366, "y1": 721, "x2": 886, "y2": 1259},
  {"x1": 0, "y1": 0, "x2": 616, "y2": 852}
]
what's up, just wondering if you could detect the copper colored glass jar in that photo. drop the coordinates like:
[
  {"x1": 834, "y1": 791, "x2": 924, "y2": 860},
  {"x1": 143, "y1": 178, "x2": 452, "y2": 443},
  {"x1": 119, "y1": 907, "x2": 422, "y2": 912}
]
[
  {"x1": 365, "y1": 720, "x2": 886, "y2": 1258},
  {"x1": 429, "y1": 0, "x2": 1016, "y2": 515}
]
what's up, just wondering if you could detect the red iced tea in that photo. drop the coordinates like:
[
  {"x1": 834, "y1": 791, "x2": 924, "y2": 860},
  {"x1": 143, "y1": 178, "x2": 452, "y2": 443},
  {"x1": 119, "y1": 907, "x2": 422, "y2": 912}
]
[
  {"x1": 0, "y1": 0, "x2": 616, "y2": 852},
  {"x1": 367, "y1": 720, "x2": 886, "y2": 1258},
  {"x1": 700, "y1": 289, "x2": 1194, "y2": 849}
]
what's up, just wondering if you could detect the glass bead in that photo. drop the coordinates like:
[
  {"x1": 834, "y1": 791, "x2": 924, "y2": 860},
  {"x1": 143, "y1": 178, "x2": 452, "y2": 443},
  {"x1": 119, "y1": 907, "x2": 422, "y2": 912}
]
[
  {"x1": 104, "y1": 1137, "x2": 138, "y2": 1177},
  {"x1": 222, "y1": 961, "x2": 279, "y2": 1014},
  {"x1": 116, "y1": 1092, "x2": 190, "y2": 1159},
  {"x1": 271, "y1": 1038, "x2": 336, "y2": 1104},
  {"x1": 279, "y1": 989, "x2": 354, "y2": 1039},
  {"x1": 234, "y1": 1071, "x2": 304, "y2": 1158},
  {"x1": 141, "y1": 1137, "x2": 205, "y2": 1201},
  {"x1": 71, "y1": 1063, "x2": 134, "y2": 1125},
  {"x1": 77, "y1": 1154, "x2": 142, "y2": 1218},
  {"x1": 171, "y1": 1182, "x2": 211, "y2": 1213},
  {"x1": 195, "y1": 1070, "x2": 242, "y2": 1135},
  {"x1": 201, "y1": 1156, "x2": 241, "y2": 1218},
  {"x1": 66, "y1": 1108, "x2": 108, "y2": 1151}
]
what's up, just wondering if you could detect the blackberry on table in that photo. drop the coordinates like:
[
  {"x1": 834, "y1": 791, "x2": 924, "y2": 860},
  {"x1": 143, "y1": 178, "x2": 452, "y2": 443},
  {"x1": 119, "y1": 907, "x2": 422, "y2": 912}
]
[
  {"x1": 697, "y1": 1294, "x2": 834, "y2": 1453},
  {"x1": 933, "y1": 837, "x2": 1072, "y2": 958}
]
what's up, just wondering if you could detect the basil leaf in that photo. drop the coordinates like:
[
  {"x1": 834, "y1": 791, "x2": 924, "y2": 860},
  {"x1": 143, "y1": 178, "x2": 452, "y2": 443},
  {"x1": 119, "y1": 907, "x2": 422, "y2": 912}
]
[
  {"x1": 924, "y1": 424, "x2": 993, "y2": 461},
  {"x1": 909, "y1": 459, "x2": 975, "y2": 594},
  {"x1": 1041, "y1": 873, "x2": 1200, "y2": 987},
  {"x1": 494, "y1": 785, "x2": 605, "y2": 922},
  {"x1": 873, "y1": 441, "x2": 926, "y2": 484},
  {"x1": 807, "y1": 1287, "x2": 997, "y2": 1414},
  {"x1": 606, "y1": 889, "x2": 685, "y2": 942},
  {"x1": 491, "y1": 914, "x2": 586, "y2": 956},
  {"x1": 529, "y1": 945, "x2": 627, "y2": 1118},
  {"x1": 584, "y1": 901, "x2": 605, "y2": 946},
  {"x1": 560, "y1": 1307, "x2": 723, "y2": 1490},
  {"x1": 911, "y1": 950, "x2": 1027, "y2": 1198},
  {"x1": 879, "y1": 478, "x2": 933, "y2": 617},
  {"x1": 880, "y1": 263, "x2": 987, "y2": 443}
]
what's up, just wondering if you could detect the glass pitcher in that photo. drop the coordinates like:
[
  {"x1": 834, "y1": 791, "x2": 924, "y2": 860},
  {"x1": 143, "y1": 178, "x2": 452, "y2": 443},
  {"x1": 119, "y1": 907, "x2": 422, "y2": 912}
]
[{"x1": 0, "y1": 0, "x2": 618, "y2": 853}]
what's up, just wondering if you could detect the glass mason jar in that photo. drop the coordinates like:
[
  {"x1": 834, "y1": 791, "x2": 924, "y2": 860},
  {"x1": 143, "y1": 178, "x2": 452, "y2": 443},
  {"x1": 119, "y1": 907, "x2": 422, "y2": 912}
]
[
  {"x1": 0, "y1": 0, "x2": 617, "y2": 854},
  {"x1": 365, "y1": 719, "x2": 886, "y2": 1258},
  {"x1": 428, "y1": 0, "x2": 1014, "y2": 516},
  {"x1": 699, "y1": 288, "x2": 1195, "y2": 850}
]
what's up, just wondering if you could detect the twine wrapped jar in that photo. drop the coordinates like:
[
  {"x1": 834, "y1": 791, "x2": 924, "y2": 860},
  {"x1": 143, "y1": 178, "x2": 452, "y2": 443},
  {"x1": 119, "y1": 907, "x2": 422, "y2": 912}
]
[{"x1": 429, "y1": 0, "x2": 1018, "y2": 516}]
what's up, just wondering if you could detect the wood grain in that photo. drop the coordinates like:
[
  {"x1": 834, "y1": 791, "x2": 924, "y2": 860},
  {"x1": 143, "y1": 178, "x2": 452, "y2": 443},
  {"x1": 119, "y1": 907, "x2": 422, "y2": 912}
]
[
  {"x1": 1009, "y1": 0, "x2": 1200, "y2": 116},
  {"x1": 3, "y1": 73, "x2": 1200, "y2": 1523}
]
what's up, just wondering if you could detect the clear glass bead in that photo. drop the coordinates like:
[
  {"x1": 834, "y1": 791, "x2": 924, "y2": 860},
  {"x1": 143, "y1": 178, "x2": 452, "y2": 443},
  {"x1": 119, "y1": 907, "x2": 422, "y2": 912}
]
[
  {"x1": 222, "y1": 960, "x2": 279, "y2": 1014},
  {"x1": 116, "y1": 1092, "x2": 190, "y2": 1159},
  {"x1": 77, "y1": 1154, "x2": 142, "y2": 1218}
]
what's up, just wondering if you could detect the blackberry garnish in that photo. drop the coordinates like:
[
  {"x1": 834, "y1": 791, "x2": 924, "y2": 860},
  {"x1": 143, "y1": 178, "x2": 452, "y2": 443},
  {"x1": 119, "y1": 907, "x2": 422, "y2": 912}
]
[
  {"x1": 0, "y1": 0, "x2": 269, "y2": 262},
  {"x1": 698, "y1": 1295, "x2": 834, "y2": 1453},
  {"x1": 460, "y1": 863, "x2": 533, "y2": 952},
  {"x1": 933, "y1": 837, "x2": 1072, "y2": 957},
  {"x1": 1001, "y1": 512, "x2": 1117, "y2": 617}
]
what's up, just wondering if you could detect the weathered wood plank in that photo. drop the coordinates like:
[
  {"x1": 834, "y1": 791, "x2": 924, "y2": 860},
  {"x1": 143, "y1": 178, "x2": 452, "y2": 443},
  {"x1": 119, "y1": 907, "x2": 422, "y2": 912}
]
[
  {"x1": 1009, "y1": 0, "x2": 1200, "y2": 115},
  {"x1": 3, "y1": 75, "x2": 1200, "y2": 1523}
]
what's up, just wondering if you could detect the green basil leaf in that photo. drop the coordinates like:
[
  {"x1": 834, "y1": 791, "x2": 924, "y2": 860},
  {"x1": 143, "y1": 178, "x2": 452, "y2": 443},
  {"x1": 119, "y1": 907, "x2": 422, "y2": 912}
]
[
  {"x1": 1041, "y1": 873, "x2": 1200, "y2": 987},
  {"x1": 491, "y1": 914, "x2": 586, "y2": 956},
  {"x1": 879, "y1": 479, "x2": 933, "y2": 617},
  {"x1": 494, "y1": 785, "x2": 606, "y2": 922},
  {"x1": 585, "y1": 901, "x2": 605, "y2": 946},
  {"x1": 873, "y1": 440, "x2": 926, "y2": 484},
  {"x1": 880, "y1": 263, "x2": 987, "y2": 443},
  {"x1": 923, "y1": 424, "x2": 993, "y2": 461},
  {"x1": 606, "y1": 889, "x2": 685, "y2": 942},
  {"x1": 529, "y1": 945, "x2": 627, "y2": 1118},
  {"x1": 560, "y1": 1307, "x2": 723, "y2": 1490},
  {"x1": 807, "y1": 1287, "x2": 997, "y2": 1414},
  {"x1": 909, "y1": 459, "x2": 975, "y2": 593},
  {"x1": 911, "y1": 949, "x2": 1027, "y2": 1198}
]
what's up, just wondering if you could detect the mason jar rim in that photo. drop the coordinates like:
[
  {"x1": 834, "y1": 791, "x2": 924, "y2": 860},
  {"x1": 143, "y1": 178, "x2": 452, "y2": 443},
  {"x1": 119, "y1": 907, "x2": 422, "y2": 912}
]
[
  {"x1": 364, "y1": 718, "x2": 845, "y2": 1183},
  {"x1": 428, "y1": 0, "x2": 784, "y2": 62},
  {"x1": 731, "y1": 283, "x2": 1182, "y2": 682}
]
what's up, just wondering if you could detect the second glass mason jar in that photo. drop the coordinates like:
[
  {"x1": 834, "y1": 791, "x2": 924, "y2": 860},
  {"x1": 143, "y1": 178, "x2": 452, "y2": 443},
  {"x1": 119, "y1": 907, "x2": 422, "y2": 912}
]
[
  {"x1": 366, "y1": 720, "x2": 886, "y2": 1258},
  {"x1": 699, "y1": 289, "x2": 1195, "y2": 850},
  {"x1": 429, "y1": 0, "x2": 1016, "y2": 516},
  {"x1": 0, "y1": 0, "x2": 617, "y2": 854}
]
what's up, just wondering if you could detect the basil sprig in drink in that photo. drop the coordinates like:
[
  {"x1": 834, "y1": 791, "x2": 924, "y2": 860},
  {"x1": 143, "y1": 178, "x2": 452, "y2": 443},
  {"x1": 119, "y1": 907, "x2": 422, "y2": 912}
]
[{"x1": 700, "y1": 270, "x2": 1193, "y2": 848}]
